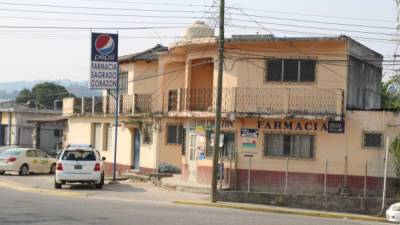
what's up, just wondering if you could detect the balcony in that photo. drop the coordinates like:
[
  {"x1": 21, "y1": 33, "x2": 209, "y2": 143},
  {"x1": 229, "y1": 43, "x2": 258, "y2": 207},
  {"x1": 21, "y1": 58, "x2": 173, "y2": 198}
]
[
  {"x1": 63, "y1": 94, "x2": 152, "y2": 116},
  {"x1": 167, "y1": 87, "x2": 343, "y2": 118}
]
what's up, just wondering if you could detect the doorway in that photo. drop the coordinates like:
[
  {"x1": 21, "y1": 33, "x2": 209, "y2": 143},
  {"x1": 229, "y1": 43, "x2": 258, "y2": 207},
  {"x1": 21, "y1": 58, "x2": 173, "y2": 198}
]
[
  {"x1": 188, "y1": 133, "x2": 198, "y2": 182},
  {"x1": 132, "y1": 129, "x2": 141, "y2": 170}
]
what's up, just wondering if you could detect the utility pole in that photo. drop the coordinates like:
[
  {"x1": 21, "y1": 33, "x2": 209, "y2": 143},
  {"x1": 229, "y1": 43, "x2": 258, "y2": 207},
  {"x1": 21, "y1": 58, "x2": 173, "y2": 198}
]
[
  {"x1": 112, "y1": 67, "x2": 120, "y2": 183},
  {"x1": 211, "y1": 0, "x2": 225, "y2": 203}
]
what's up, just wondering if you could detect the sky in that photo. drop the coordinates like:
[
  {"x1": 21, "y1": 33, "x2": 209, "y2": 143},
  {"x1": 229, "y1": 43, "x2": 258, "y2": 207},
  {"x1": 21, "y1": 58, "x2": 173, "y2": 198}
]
[{"x1": 0, "y1": 0, "x2": 398, "y2": 82}]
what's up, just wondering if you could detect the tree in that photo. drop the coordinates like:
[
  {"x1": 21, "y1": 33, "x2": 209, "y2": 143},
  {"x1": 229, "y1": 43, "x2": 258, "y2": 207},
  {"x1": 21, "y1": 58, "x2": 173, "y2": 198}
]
[
  {"x1": 15, "y1": 88, "x2": 33, "y2": 104},
  {"x1": 381, "y1": 74, "x2": 400, "y2": 110},
  {"x1": 15, "y1": 82, "x2": 73, "y2": 109}
]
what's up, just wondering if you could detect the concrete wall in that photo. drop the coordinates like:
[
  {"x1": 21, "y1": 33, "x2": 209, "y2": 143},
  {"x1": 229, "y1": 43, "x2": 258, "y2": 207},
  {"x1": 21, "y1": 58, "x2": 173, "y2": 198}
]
[{"x1": 218, "y1": 191, "x2": 397, "y2": 215}]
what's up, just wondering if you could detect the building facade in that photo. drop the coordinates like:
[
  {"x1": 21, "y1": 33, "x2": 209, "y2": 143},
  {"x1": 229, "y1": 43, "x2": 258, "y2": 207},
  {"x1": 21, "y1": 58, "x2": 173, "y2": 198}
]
[
  {"x1": 63, "y1": 22, "x2": 400, "y2": 196},
  {"x1": 0, "y1": 101, "x2": 65, "y2": 152}
]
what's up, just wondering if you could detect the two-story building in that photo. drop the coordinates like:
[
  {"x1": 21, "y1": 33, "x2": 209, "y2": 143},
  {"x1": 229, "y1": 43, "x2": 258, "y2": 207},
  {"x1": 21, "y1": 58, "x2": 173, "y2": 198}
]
[{"x1": 63, "y1": 22, "x2": 400, "y2": 195}]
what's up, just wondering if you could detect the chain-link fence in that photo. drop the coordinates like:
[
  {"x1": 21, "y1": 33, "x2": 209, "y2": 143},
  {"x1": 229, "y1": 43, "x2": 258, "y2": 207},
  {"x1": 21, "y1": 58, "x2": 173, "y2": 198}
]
[{"x1": 223, "y1": 158, "x2": 399, "y2": 198}]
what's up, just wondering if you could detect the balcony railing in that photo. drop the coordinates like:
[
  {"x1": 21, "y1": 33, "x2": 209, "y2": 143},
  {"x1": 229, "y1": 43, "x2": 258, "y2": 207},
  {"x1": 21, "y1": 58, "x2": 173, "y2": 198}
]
[
  {"x1": 63, "y1": 93, "x2": 152, "y2": 116},
  {"x1": 167, "y1": 87, "x2": 343, "y2": 116}
]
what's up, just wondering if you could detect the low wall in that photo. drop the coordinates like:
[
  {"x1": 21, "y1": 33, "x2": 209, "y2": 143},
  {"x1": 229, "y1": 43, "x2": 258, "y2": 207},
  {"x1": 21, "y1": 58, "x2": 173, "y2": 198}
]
[{"x1": 218, "y1": 191, "x2": 398, "y2": 215}]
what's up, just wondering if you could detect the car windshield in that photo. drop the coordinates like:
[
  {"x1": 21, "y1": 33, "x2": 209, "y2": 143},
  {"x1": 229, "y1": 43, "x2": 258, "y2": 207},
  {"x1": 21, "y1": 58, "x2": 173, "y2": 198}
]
[
  {"x1": 0, "y1": 148, "x2": 23, "y2": 156},
  {"x1": 61, "y1": 150, "x2": 96, "y2": 161}
]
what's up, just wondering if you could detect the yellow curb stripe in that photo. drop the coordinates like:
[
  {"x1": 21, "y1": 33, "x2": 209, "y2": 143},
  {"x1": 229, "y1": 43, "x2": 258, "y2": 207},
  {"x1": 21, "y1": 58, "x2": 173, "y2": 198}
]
[
  {"x1": 173, "y1": 200, "x2": 386, "y2": 223},
  {"x1": 0, "y1": 180, "x2": 88, "y2": 198}
]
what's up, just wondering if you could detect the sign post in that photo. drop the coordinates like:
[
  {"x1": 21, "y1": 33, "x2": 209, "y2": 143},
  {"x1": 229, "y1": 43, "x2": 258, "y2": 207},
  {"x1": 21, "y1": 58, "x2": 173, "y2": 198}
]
[{"x1": 90, "y1": 32, "x2": 119, "y2": 182}]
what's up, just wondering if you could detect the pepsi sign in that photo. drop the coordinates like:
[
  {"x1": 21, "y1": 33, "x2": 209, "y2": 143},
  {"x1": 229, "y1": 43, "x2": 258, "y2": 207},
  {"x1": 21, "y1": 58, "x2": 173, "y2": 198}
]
[
  {"x1": 90, "y1": 32, "x2": 119, "y2": 89},
  {"x1": 91, "y1": 33, "x2": 118, "y2": 62}
]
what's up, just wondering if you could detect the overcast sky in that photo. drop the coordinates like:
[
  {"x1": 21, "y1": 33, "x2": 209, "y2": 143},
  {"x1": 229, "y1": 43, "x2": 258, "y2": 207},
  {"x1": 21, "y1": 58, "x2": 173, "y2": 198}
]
[{"x1": 0, "y1": 0, "x2": 397, "y2": 82}]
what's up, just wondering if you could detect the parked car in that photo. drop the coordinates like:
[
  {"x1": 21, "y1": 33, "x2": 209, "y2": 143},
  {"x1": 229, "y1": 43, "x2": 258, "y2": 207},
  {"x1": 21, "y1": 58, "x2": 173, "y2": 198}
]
[
  {"x1": 0, "y1": 147, "x2": 57, "y2": 175},
  {"x1": 54, "y1": 144, "x2": 105, "y2": 189},
  {"x1": 386, "y1": 202, "x2": 400, "y2": 222}
]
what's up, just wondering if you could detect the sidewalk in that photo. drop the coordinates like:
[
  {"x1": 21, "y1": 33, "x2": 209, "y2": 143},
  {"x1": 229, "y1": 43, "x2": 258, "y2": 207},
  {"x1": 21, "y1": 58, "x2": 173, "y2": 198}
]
[
  {"x1": 174, "y1": 200, "x2": 387, "y2": 223},
  {"x1": 161, "y1": 174, "x2": 211, "y2": 194}
]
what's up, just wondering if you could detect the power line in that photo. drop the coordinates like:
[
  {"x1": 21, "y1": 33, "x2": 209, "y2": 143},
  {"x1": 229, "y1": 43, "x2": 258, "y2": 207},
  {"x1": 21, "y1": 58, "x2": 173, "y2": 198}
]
[
  {"x1": 228, "y1": 10, "x2": 396, "y2": 30},
  {"x1": 0, "y1": 25, "x2": 186, "y2": 30},
  {"x1": 0, "y1": 8, "x2": 208, "y2": 19},
  {"x1": 225, "y1": 6, "x2": 394, "y2": 24},
  {"x1": 0, "y1": 15, "x2": 192, "y2": 25},
  {"x1": 0, "y1": 2, "x2": 208, "y2": 14}
]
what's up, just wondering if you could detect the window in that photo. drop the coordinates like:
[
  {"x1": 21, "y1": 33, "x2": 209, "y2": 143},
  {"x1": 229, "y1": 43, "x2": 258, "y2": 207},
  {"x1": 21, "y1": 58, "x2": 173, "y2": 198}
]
[
  {"x1": 54, "y1": 129, "x2": 63, "y2": 137},
  {"x1": 166, "y1": 124, "x2": 183, "y2": 144},
  {"x1": 264, "y1": 133, "x2": 315, "y2": 158},
  {"x1": 363, "y1": 132, "x2": 383, "y2": 149},
  {"x1": 143, "y1": 123, "x2": 153, "y2": 145},
  {"x1": 36, "y1": 150, "x2": 48, "y2": 158},
  {"x1": 119, "y1": 71, "x2": 128, "y2": 95},
  {"x1": 61, "y1": 150, "x2": 96, "y2": 161},
  {"x1": 26, "y1": 150, "x2": 37, "y2": 158},
  {"x1": 266, "y1": 59, "x2": 316, "y2": 82}
]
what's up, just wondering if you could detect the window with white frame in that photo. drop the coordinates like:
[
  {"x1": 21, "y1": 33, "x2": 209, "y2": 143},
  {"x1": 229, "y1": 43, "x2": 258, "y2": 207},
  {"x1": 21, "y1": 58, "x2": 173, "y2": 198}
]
[
  {"x1": 264, "y1": 133, "x2": 315, "y2": 158},
  {"x1": 166, "y1": 124, "x2": 183, "y2": 145},
  {"x1": 363, "y1": 132, "x2": 383, "y2": 149},
  {"x1": 266, "y1": 59, "x2": 316, "y2": 82}
]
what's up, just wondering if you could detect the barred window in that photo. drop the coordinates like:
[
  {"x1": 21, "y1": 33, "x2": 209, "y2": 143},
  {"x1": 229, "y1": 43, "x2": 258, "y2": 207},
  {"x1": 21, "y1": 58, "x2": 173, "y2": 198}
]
[
  {"x1": 119, "y1": 71, "x2": 128, "y2": 95},
  {"x1": 264, "y1": 133, "x2": 315, "y2": 158},
  {"x1": 166, "y1": 124, "x2": 183, "y2": 144},
  {"x1": 363, "y1": 132, "x2": 383, "y2": 149},
  {"x1": 143, "y1": 123, "x2": 153, "y2": 145},
  {"x1": 266, "y1": 59, "x2": 316, "y2": 82}
]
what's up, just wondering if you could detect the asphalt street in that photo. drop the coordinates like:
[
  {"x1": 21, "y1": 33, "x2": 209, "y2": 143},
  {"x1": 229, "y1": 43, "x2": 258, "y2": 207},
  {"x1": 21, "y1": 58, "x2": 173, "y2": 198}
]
[{"x1": 0, "y1": 187, "x2": 388, "y2": 225}]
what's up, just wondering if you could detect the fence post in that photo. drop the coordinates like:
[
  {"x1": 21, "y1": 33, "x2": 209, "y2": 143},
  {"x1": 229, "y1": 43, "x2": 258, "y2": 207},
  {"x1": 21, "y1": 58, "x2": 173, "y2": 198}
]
[
  {"x1": 247, "y1": 156, "x2": 251, "y2": 193},
  {"x1": 324, "y1": 159, "x2": 328, "y2": 196},
  {"x1": 364, "y1": 160, "x2": 368, "y2": 198},
  {"x1": 92, "y1": 96, "x2": 95, "y2": 114},
  {"x1": 284, "y1": 158, "x2": 289, "y2": 194},
  {"x1": 344, "y1": 156, "x2": 348, "y2": 186},
  {"x1": 81, "y1": 96, "x2": 85, "y2": 114}
]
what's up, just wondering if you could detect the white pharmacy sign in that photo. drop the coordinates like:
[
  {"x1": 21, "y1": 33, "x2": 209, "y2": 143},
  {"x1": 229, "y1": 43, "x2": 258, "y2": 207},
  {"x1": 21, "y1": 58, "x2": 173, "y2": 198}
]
[{"x1": 90, "y1": 33, "x2": 119, "y2": 89}]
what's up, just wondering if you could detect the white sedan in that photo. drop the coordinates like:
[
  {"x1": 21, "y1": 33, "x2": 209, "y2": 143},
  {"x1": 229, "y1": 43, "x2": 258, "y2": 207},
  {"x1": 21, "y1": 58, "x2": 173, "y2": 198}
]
[
  {"x1": 386, "y1": 203, "x2": 400, "y2": 222},
  {"x1": 0, "y1": 147, "x2": 57, "y2": 176}
]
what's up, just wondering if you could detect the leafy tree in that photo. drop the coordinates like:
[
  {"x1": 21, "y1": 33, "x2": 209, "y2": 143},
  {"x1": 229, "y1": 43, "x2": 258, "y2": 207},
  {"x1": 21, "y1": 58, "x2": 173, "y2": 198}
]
[
  {"x1": 15, "y1": 88, "x2": 33, "y2": 104},
  {"x1": 390, "y1": 137, "x2": 400, "y2": 177},
  {"x1": 15, "y1": 82, "x2": 73, "y2": 109},
  {"x1": 381, "y1": 74, "x2": 400, "y2": 110}
]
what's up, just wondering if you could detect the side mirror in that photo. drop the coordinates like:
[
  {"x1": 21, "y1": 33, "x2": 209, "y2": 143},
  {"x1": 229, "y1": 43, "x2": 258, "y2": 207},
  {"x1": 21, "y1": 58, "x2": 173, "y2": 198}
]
[{"x1": 102, "y1": 157, "x2": 106, "y2": 161}]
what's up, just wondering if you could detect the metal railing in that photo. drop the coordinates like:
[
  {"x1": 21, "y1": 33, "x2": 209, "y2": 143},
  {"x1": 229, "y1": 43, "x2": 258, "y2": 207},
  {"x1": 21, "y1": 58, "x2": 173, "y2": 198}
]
[
  {"x1": 167, "y1": 87, "x2": 343, "y2": 116},
  {"x1": 63, "y1": 94, "x2": 152, "y2": 115}
]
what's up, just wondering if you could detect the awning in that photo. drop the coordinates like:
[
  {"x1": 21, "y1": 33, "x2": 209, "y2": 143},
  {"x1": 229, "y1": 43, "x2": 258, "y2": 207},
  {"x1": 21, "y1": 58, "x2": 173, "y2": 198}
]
[{"x1": 27, "y1": 115, "x2": 68, "y2": 123}]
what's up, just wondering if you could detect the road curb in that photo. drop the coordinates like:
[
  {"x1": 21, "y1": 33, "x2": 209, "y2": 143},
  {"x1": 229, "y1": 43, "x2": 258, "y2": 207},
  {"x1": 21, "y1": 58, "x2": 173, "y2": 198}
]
[
  {"x1": 0, "y1": 180, "x2": 88, "y2": 198},
  {"x1": 173, "y1": 200, "x2": 387, "y2": 223}
]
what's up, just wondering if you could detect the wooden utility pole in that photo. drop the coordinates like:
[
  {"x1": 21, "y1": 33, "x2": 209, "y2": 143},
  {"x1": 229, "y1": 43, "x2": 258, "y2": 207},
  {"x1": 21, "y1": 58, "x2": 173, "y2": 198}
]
[{"x1": 211, "y1": 0, "x2": 225, "y2": 203}]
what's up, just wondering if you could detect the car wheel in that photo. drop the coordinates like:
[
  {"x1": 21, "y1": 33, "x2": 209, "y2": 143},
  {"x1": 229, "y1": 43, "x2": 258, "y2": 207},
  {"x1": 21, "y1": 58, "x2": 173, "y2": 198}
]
[
  {"x1": 49, "y1": 163, "x2": 56, "y2": 174},
  {"x1": 54, "y1": 180, "x2": 62, "y2": 189},
  {"x1": 19, "y1": 164, "x2": 29, "y2": 176},
  {"x1": 95, "y1": 173, "x2": 104, "y2": 189},
  {"x1": 0, "y1": 171, "x2": 4, "y2": 175}
]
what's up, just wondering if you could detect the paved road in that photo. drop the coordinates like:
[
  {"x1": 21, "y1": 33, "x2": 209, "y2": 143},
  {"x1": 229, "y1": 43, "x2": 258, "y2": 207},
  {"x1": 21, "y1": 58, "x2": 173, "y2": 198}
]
[{"x1": 0, "y1": 187, "x2": 387, "y2": 225}]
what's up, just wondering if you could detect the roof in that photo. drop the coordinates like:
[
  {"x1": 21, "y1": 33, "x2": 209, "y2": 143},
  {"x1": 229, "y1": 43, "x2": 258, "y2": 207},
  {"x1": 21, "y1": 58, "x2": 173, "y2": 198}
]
[
  {"x1": 119, "y1": 44, "x2": 168, "y2": 63},
  {"x1": 0, "y1": 101, "x2": 61, "y2": 114}
]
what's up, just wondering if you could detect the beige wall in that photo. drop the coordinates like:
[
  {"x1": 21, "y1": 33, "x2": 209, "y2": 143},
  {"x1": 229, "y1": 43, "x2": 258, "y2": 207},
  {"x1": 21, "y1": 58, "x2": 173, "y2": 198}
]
[{"x1": 187, "y1": 111, "x2": 400, "y2": 178}]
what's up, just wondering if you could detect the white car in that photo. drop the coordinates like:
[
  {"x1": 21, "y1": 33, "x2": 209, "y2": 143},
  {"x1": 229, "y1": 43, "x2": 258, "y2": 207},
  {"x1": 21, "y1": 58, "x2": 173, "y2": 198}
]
[
  {"x1": 386, "y1": 203, "x2": 400, "y2": 222},
  {"x1": 55, "y1": 145, "x2": 105, "y2": 189},
  {"x1": 0, "y1": 147, "x2": 57, "y2": 176}
]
